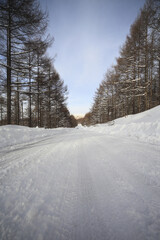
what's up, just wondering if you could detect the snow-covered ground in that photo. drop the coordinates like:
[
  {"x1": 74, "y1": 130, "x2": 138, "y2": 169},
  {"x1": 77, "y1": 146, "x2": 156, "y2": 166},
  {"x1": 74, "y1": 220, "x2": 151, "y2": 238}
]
[
  {"x1": 0, "y1": 106, "x2": 160, "y2": 240},
  {"x1": 88, "y1": 105, "x2": 160, "y2": 145},
  {"x1": 0, "y1": 125, "x2": 70, "y2": 149}
]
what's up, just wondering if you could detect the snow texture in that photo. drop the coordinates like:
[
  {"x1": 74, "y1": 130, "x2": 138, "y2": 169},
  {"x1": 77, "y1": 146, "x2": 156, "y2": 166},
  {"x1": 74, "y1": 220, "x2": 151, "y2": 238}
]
[
  {"x1": 0, "y1": 106, "x2": 160, "y2": 240},
  {"x1": 88, "y1": 105, "x2": 160, "y2": 145}
]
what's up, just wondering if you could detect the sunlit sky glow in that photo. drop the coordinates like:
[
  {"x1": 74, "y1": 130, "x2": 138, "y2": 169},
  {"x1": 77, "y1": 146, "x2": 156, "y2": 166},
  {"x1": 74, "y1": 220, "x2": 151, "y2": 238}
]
[{"x1": 40, "y1": 0, "x2": 146, "y2": 116}]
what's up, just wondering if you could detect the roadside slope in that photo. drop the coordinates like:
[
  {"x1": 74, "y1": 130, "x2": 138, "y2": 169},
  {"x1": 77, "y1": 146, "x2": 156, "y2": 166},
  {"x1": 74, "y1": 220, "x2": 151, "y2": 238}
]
[{"x1": 88, "y1": 105, "x2": 160, "y2": 145}]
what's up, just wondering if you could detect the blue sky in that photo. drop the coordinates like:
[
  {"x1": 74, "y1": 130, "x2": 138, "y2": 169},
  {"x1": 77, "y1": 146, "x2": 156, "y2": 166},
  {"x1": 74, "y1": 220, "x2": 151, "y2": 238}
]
[{"x1": 40, "y1": 0, "x2": 146, "y2": 116}]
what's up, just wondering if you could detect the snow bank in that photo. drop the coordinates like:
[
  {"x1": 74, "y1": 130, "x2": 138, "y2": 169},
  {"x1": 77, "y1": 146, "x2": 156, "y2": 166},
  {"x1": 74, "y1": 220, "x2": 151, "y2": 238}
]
[
  {"x1": 89, "y1": 105, "x2": 160, "y2": 145},
  {"x1": 0, "y1": 125, "x2": 70, "y2": 149},
  {"x1": 0, "y1": 106, "x2": 159, "y2": 148}
]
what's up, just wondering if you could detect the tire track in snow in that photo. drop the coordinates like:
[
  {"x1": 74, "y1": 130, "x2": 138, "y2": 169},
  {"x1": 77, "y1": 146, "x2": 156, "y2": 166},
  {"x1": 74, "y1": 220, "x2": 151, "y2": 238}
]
[
  {"x1": 73, "y1": 135, "x2": 112, "y2": 240},
  {"x1": 0, "y1": 134, "x2": 70, "y2": 182},
  {"x1": 88, "y1": 134, "x2": 160, "y2": 240},
  {"x1": 0, "y1": 137, "x2": 76, "y2": 240},
  {"x1": 0, "y1": 134, "x2": 87, "y2": 240},
  {"x1": 0, "y1": 129, "x2": 160, "y2": 240}
]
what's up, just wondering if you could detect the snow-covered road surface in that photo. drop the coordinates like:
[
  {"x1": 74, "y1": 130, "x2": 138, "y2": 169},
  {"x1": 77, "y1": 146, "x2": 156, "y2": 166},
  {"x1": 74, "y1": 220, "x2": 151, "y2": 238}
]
[{"x1": 0, "y1": 128, "x2": 160, "y2": 240}]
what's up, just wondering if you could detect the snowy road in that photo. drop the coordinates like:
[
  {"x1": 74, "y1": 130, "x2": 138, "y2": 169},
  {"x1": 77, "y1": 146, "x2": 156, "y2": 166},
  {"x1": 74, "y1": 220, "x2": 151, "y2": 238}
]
[{"x1": 0, "y1": 128, "x2": 160, "y2": 240}]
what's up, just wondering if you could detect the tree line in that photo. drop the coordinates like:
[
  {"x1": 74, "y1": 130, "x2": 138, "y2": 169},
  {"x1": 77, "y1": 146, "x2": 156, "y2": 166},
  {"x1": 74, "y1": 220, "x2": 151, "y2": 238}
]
[
  {"x1": 0, "y1": 0, "x2": 77, "y2": 128},
  {"x1": 83, "y1": 0, "x2": 160, "y2": 126}
]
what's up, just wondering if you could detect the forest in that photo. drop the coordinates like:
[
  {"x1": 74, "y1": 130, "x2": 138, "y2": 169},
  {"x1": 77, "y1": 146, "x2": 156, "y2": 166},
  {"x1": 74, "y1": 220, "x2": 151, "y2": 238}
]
[
  {"x1": 83, "y1": 0, "x2": 160, "y2": 126},
  {"x1": 0, "y1": 0, "x2": 77, "y2": 128},
  {"x1": 0, "y1": 0, "x2": 159, "y2": 128}
]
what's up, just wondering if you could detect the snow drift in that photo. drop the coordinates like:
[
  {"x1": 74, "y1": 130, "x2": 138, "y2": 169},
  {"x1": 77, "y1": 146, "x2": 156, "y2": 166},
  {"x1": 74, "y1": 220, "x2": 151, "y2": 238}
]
[
  {"x1": 0, "y1": 105, "x2": 160, "y2": 149},
  {"x1": 0, "y1": 125, "x2": 70, "y2": 149},
  {"x1": 89, "y1": 105, "x2": 160, "y2": 145}
]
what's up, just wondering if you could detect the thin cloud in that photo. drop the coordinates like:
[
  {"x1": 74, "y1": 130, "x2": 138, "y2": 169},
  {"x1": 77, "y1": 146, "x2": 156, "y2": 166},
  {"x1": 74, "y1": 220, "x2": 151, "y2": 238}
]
[{"x1": 40, "y1": 0, "x2": 146, "y2": 116}]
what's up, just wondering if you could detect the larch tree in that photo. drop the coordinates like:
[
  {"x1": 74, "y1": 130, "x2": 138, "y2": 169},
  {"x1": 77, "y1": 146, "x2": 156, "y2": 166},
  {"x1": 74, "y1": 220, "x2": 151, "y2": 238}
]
[
  {"x1": 0, "y1": 0, "x2": 48, "y2": 124},
  {"x1": 88, "y1": 0, "x2": 159, "y2": 126}
]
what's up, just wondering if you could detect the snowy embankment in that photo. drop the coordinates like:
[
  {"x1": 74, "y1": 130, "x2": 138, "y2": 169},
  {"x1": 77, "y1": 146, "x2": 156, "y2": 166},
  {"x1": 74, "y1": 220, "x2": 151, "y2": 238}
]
[
  {"x1": 0, "y1": 125, "x2": 70, "y2": 149},
  {"x1": 89, "y1": 105, "x2": 160, "y2": 145},
  {"x1": 0, "y1": 105, "x2": 159, "y2": 149}
]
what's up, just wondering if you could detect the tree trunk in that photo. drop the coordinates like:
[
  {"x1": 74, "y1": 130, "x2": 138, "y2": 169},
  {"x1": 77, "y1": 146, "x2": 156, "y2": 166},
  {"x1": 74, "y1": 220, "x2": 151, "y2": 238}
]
[
  {"x1": 159, "y1": 60, "x2": 160, "y2": 104},
  {"x1": 16, "y1": 77, "x2": 20, "y2": 125},
  {"x1": 37, "y1": 54, "x2": 40, "y2": 127},
  {"x1": 7, "y1": 0, "x2": 11, "y2": 124},
  {"x1": 28, "y1": 53, "x2": 32, "y2": 127}
]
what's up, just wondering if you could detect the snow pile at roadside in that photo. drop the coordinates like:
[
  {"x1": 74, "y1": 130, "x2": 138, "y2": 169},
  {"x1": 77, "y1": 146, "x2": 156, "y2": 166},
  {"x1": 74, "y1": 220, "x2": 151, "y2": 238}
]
[
  {"x1": 89, "y1": 105, "x2": 160, "y2": 144},
  {"x1": 0, "y1": 125, "x2": 70, "y2": 149},
  {"x1": 0, "y1": 106, "x2": 159, "y2": 149}
]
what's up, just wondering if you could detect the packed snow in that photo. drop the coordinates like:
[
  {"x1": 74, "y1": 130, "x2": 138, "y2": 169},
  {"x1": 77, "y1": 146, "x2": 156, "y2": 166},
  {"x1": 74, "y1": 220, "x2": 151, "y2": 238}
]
[{"x1": 0, "y1": 106, "x2": 160, "y2": 240}]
